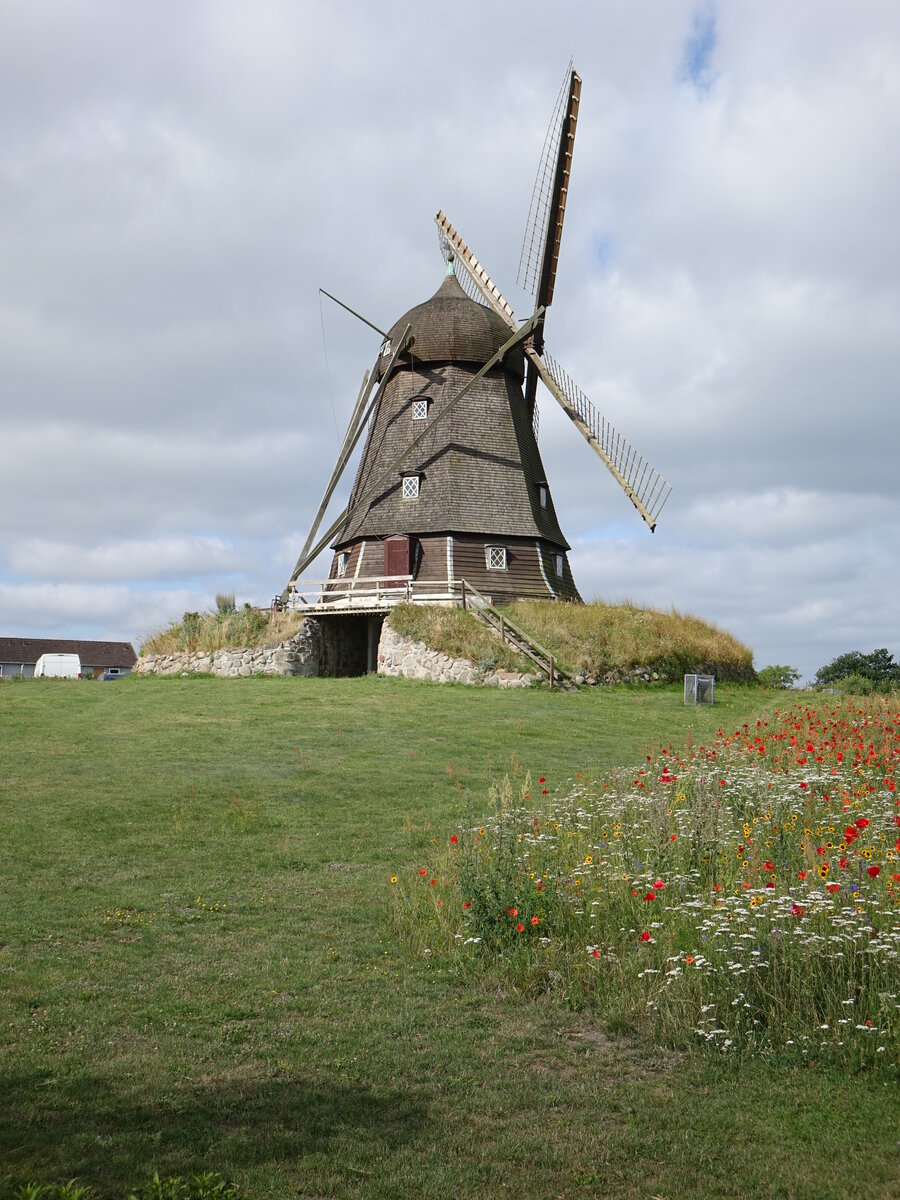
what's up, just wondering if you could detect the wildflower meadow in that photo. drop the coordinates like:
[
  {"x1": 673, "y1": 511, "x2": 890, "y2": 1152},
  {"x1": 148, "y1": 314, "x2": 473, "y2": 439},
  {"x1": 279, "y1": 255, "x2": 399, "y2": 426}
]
[{"x1": 395, "y1": 698, "x2": 900, "y2": 1066}]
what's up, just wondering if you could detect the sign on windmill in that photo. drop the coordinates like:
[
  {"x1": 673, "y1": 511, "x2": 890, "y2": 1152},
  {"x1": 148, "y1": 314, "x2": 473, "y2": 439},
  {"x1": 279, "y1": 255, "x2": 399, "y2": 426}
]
[{"x1": 284, "y1": 62, "x2": 671, "y2": 613}]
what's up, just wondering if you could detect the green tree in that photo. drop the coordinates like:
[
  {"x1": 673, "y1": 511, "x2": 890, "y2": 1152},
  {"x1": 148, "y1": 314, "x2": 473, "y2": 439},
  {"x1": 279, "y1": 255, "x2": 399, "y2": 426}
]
[
  {"x1": 815, "y1": 648, "x2": 900, "y2": 689},
  {"x1": 757, "y1": 664, "x2": 801, "y2": 689}
]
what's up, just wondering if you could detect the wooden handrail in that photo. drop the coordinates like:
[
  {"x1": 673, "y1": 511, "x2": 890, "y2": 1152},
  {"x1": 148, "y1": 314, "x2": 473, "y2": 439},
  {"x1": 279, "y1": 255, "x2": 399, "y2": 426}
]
[{"x1": 459, "y1": 578, "x2": 560, "y2": 686}]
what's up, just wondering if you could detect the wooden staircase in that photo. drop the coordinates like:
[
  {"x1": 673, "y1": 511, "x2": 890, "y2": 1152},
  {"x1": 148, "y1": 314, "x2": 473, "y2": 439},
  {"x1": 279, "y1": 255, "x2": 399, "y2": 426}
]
[{"x1": 459, "y1": 579, "x2": 567, "y2": 688}]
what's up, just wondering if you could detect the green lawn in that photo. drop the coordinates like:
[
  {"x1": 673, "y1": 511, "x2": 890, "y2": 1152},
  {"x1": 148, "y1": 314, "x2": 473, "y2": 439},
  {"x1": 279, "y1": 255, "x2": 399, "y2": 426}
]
[{"x1": 1, "y1": 677, "x2": 896, "y2": 1199}]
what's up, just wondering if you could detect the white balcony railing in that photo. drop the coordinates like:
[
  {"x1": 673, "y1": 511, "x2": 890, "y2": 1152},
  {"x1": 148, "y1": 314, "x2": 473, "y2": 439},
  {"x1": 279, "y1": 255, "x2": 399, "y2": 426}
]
[{"x1": 284, "y1": 575, "x2": 464, "y2": 612}]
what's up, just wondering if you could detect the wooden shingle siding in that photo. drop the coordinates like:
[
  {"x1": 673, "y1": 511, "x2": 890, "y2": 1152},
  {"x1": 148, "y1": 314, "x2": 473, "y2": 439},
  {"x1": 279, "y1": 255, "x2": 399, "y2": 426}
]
[
  {"x1": 377, "y1": 273, "x2": 525, "y2": 381},
  {"x1": 337, "y1": 363, "x2": 569, "y2": 547}
]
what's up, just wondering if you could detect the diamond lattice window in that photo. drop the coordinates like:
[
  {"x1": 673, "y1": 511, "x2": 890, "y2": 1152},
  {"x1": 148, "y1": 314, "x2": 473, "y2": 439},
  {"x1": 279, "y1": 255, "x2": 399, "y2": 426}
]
[
  {"x1": 402, "y1": 475, "x2": 420, "y2": 500},
  {"x1": 486, "y1": 545, "x2": 507, "y2": 570},
  {"x1": 337, "y1": 553, "x2": 348, "y2": 577},
  {"x1": 412, "y1": 399, "x2": 429, "y2": 421}
]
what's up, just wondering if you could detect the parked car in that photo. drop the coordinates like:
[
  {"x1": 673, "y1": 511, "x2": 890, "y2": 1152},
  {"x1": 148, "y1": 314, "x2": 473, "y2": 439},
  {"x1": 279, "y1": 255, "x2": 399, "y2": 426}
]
[
  {"x1": 34, "y1": 653, "x2": 82, "y2": 678},
  {"x1": 98, "y1": 670, "x2": 122, "y2": 681}
]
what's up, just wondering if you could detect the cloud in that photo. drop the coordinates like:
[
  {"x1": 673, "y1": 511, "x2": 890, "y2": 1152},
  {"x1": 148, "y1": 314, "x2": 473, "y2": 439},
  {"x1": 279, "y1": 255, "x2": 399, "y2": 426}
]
[{"x1": 9, "y1": 535, "x2": 241, "y2": 582}]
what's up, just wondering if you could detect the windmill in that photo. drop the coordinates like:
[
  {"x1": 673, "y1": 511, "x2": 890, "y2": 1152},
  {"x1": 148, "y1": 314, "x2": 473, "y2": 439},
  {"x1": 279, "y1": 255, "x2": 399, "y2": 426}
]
[{"x1": 284, "y1": 63, "x2": 670, "y2": 610}]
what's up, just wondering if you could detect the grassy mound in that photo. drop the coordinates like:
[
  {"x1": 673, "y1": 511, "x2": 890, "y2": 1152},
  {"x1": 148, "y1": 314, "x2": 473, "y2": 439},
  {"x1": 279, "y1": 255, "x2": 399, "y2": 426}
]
[
  {"x1": 502, "y1": 599, "x2": 754, "y2": 682},
  {"x1": 141, "y1": 605, "x2": 307, "y2": 656},
  {"x1": 391, "y1": 599, "x2": 754, "y2": 682},
  {"x1": 388, "y1": 604, "x2": 530, "y2": 673}
]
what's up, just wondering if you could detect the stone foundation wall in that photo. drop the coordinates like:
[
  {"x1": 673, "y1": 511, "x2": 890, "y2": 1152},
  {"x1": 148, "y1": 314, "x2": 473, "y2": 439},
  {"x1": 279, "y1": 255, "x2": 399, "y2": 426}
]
[
  {"x1": 134, "y1": 619, "x2": 324, "y2": 678},
  {"x1": 376, "y1": 623, "x2": 536, "y2": 688}
]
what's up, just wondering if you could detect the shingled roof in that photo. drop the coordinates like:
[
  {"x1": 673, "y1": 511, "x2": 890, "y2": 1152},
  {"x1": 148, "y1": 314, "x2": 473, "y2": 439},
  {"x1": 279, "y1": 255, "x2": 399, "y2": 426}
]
[
  {"x1": 336, "y1": 276, "x2": 570, "y2": 547},
  {"x1": 378, "y1": 272, "x2": 525, "y2": 379},
  {"x1": 0, "y1": 638, "x2": 137, "y2": 666}
]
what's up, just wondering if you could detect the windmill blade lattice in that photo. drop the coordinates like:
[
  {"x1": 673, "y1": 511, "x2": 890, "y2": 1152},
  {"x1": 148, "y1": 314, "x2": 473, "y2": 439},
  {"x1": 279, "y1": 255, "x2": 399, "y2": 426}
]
[
  {"x1": 435, "y1": 212, "x2": 516, "y2": 325},
  {"x1": 533, "y1": 350, "x2": 672, "y2": 531},
  {"x1": 518, "y1": 59, "x2": 576, "y2": 298}
]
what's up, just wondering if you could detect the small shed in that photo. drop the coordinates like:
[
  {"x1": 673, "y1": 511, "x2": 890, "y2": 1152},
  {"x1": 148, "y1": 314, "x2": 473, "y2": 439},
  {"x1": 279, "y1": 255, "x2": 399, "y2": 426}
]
[{"x1": 0, "y1": 638, "x2": 137, "y2": 679}]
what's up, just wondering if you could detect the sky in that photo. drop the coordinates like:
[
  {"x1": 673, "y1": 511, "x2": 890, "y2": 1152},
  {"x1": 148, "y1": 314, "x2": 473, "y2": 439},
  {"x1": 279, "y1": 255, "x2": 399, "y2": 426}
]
[{"x1": 2, "y1": 0, "x2": 899, "y2": 682}]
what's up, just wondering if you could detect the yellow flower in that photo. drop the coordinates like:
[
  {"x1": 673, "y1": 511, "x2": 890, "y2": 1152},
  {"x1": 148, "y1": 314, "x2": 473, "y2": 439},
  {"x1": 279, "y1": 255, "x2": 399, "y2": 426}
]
[
  {"x1": 390, "y1": 876, "x2": 398, "y2": 884},
  {"x1": 584, "y1": 855, "x2": 593, "y2": 864}
]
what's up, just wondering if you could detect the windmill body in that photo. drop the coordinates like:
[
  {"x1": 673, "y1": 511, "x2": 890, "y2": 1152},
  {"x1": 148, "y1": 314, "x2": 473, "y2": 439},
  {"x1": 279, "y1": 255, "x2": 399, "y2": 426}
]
[
  {"x1": 284, "y1": 63, "x2": 670, "y2": 622},
  {"x1": 328, "y1": 266, "x2": 580, "y2": 603}
]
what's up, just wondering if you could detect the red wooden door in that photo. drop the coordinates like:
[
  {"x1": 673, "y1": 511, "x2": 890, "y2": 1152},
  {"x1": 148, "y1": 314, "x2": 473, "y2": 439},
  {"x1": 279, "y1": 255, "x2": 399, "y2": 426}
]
[{"x1": 384, "y1": 535, "x2": 411, "y2": 586}]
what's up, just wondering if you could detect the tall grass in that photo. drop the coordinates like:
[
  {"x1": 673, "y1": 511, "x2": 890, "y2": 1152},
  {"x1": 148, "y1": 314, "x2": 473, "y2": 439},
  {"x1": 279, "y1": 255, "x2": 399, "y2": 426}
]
[
  {"x1": 141, "y1": 607, "x2": 306, "y2": 657},
  {"x1": 388, "y1": 604, "x2": 529, "y2": 672},
  {"x1": 504, "y1": 599, "x2": 754, "y2": 681}
]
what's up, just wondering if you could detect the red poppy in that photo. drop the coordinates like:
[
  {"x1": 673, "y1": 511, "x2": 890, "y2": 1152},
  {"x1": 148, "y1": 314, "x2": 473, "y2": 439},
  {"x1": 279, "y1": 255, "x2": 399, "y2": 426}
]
[
  {"x1": 797, "y1": 870, "x2": 807, "y2": 880},
  {"x1": 463, "y1": 900, "x2": 472, "y2": 909},
  {"x1": 685, "y1": 955, "x2": 695, "y2": 964},
  {"x1": 763, "y1": 861, "x2": 775, "y2": 871},
  {"x1": 531, "y1": 916, "x2": 539, "y2": 925},
  {"x1": 430, "y1": 879, "x2": 436, "y2": 886},
  {"x1": 799, "y1": 782, "x2": 809, "y2": 789},
  {"x1": 845, "y1": 826, "x2": 859, "y2": 842},
  {"x1": 855, "y1": 817, "x2": 870, "y2": 829},
  {"x1": 643, "y1": 891, "x2": 656, "y2": 902},
  {"x1": 791, "y1": 904, "x2": 805, "y2": 917},
  {"x1": 867, "y1": 865, "x2": 881, "y2": 878},
  {"x1": 508, "y1": 907, "x2": 518, "y2": 916},
  {"x1": 640, "y1": 931, "x2": 651, "y2": 942},
  {"x1": 418, "y1": 868, "x2": 427, "y2": 876},
  {"x1": 891, "y1": 873, "x2": 900, "y2": 883},
  {"x1": 826, "y1": 883, "x2": 840, "y2": 894},
  {"x1": 450, "y1": 835, "x2": 458, "y2": 844},
  {"x1": 592, "y1": 948, "x2": 601, "y2": 958},
  {"x1": 542, "y1": 790, "x2": 548, "y2": 795},
  {"x1": 765, "y1": 882, "x2": 775, "y2": 889},
  {"x1": 539, "y1": 777, "x2": 545, "y2": 783},
  {"x1": 536, "y1": 880, "x2": 544, "y2": 890},
  {"x1": 516, "y1": 923, "x2": 524, "y2": 932},
  {"x1": 653, "y1": 879, "x2": 665, "y2": 890},
  {"x1": 839, "y1": 857, "x2": 849, "y2": 869}
]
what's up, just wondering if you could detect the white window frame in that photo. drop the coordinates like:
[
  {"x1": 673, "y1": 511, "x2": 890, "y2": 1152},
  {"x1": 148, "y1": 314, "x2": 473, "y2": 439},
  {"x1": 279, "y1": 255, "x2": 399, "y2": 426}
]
[
  {"x1": 380, "y1": 338, "x2": 392, "y2": 358},
  {"x1": 412, "y1": 398, "x2": 429, "y2": 421},
  {"x1": 402, "y1": 475, "x2": 420, "y2": 500},
  {"x1": 485, "y1": 545, "x2": 507, "y2": 571},
  {"x1": 538, "y1": 484, "x2": 548, "y2": 508},
  {"x1": 554, "y1": 553, "x2": 564, "y2": 578},
  {"x1": 336, "y1": 552, "x2": 348, "y2": 577}
]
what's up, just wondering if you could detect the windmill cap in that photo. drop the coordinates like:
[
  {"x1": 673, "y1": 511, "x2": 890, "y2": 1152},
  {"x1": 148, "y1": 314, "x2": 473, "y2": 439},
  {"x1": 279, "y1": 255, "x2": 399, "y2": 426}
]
[{"x1": 378, "y1": 272, "x2": 524, "y2": 379}]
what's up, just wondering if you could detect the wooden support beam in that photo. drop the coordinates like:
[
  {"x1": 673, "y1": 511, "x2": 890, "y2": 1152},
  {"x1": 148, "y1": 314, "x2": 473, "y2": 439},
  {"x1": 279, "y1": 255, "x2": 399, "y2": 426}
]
[{"x1": 285, "y1": 326, "x2": 413, "y2": 589}]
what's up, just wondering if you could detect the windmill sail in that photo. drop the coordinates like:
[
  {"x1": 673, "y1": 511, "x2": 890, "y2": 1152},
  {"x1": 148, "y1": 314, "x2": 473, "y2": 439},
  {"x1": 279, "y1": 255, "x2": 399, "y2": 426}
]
[
  {"x1": 435, "y1": 212, "x2": 516, "y2": 326},
  {"x1": 526, "y1": 348, "x2": 671, "y2": 531},
  {"x1": 518, "y1": 62, "x2": 582, "y2": 313},
  {"x1": 434, "y1": 211, "x2": 672, "y2": 531}
]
